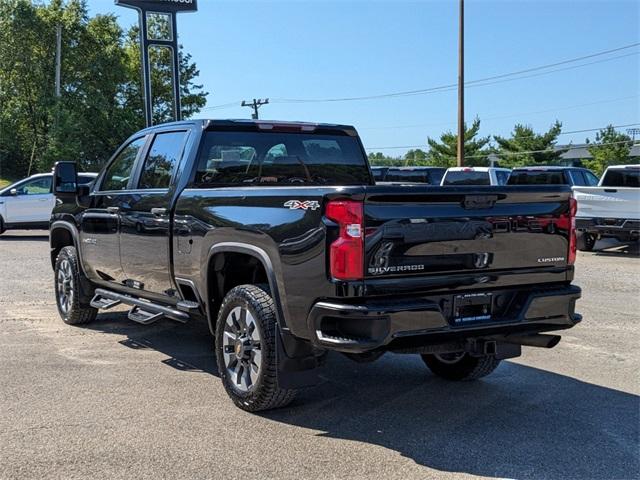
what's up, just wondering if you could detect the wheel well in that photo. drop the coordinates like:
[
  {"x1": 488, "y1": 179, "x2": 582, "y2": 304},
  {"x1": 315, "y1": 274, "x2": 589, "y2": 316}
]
[
  {"x1": 207, "y1": 252, "x2": 269, "y2": 323},
  {"x1": 50, "y1": 228, "x2": 75, "y2": 269}
]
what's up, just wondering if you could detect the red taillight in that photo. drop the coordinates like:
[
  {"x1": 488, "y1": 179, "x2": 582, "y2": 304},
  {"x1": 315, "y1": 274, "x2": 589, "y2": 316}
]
[
  {"x1": 568, "y1": 197, "x2": 577, "y2": 265},
  {"x1": 326, "y1": 200, "x2": 364, "y2": 280}
]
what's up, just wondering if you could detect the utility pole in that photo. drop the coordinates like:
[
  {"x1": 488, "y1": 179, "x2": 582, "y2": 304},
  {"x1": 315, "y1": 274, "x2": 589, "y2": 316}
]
[
  {"x1": 456, "y1": 0, "x2": 465, "y2": 167},
  {"x1": 242, "y1": 98, "x2": 269, "y2": 119},
  {"x1": 55, "y1": 24, "x2": 62, "y2": 98}
]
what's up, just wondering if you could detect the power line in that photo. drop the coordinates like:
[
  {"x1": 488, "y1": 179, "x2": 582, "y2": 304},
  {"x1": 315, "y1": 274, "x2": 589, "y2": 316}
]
[
  {"x1": 360, "y1": 95, "x2": 640, "y2": 131},
  {"x1": 272, "y1": 49, "x2": 638, "y2": 104},
  {"x1": 365, "y1": 123, "x2": 640, "y2": 150},
  {"x1": 200, "y1": 42, "x2": 639, "y2": 111},
  {"x1": 241, "y1": 98, "x2": 269, "y2": 119}
]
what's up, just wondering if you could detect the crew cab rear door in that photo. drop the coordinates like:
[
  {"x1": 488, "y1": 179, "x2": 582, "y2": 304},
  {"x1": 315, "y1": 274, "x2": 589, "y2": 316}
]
[
  {"x1": 363, "y1": 186, "x2": 574, "y2": 289},
  {"x1": 118, "y1": 129, "x2": 191, "y2": 296}
]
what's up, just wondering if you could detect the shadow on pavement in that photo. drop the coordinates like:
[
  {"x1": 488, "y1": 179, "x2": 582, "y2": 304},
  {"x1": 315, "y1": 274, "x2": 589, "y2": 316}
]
[{"x1": 87, "y1": 311, "x2": 639, "y2": 480}]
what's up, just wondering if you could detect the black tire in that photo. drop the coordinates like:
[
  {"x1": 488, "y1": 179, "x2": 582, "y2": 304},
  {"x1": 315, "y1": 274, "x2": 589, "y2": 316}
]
[
  {"x1": 54, "y1": 246, "x2": 97, "y2": 325},
  {"x1": 215, "y1": 284, "x2": 297, "y2": 412},
  {"x1": 421, "y1": 352, "x2": 501, "y2": 381},
  {"x1": 578, "y1": 232, "x2": 597, "y2": 252},
  {"x1": 0, "y1": 216, "x2": 5, "y2": 235}
]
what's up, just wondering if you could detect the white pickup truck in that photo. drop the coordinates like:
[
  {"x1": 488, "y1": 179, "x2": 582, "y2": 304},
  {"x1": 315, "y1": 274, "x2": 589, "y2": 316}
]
[{"x1": 573, "y1": 165, "x2": 640, "y2": 251}]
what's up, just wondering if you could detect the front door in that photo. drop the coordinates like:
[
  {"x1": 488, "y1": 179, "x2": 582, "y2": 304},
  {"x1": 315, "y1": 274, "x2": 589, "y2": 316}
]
[
  {"x1": 119, "y1": 130, "x2": 189, "y2": 296},
  {"x1": 80, "y1": 136, "x2": 148, "y2": 284},
  {"x1": 4, "y1": 176, "x2": 53, "y2": 224}
]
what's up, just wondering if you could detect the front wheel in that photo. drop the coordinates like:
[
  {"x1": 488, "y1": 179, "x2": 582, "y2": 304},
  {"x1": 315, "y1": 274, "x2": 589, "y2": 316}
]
[
  {"x1": 215, "y1": 284, "x2": 297, "y2": 412},
  {"x1": 421, "y1": 352, "x2": 501, "y2": 381},
  {"x1": 54, "y1": 246, "x2": 97, "y2": 325}
]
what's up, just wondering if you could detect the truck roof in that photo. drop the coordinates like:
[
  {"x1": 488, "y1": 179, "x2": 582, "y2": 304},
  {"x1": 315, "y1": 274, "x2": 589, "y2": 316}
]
[{"x1": 138, "y1": 119, "x2": 358, "y2": 136}]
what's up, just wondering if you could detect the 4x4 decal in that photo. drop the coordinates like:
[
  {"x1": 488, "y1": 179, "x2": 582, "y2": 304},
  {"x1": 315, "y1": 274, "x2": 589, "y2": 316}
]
[{"x1": 284, "y1": 200, "x2": 320, "y2": 211}]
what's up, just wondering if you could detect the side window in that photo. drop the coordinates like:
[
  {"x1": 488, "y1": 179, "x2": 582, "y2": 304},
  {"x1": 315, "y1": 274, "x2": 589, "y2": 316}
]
[
  {"x1": 496, "y1": 171, "x2": 510, "y2": 185},
  {"x1": 17, "y1": 177, "x2": 52, "y2": 195},
  {"x1": 101, "y1": 137, "x2": 146, "y2": 191},
  {"x1": 569, "y1": 171, "x2": 586, "y2": 186},
  {"x1": 138, "y1": 131, "x2": 188, "y2": 189},
  {"x1": 584, "y1": 171, "x2": 600, "y2": 186}
]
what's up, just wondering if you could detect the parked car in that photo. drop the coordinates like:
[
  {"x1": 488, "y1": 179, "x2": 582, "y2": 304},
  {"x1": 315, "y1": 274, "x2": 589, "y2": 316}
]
[
  {"x1": 573, "y1": 165, "x2": 640, "y2": 250},
  {"x1": 381, "y1": 166, "x2": 446, "y2": 185},
  {"x1": 50, "y1": 119, "x2": 581, "y2": 412},
  {"x1": 370, "y1": 166, "x2": 388, "y2": 182},
  {"x1": 441, "y1": 167, "x2": 511, "y2": 186},
  {"x1": 0, "y1": 172, "x2": 97, "y2": 234},
  {"x1": 508, "y1": 166, "x2": 599, "y2": 187}
]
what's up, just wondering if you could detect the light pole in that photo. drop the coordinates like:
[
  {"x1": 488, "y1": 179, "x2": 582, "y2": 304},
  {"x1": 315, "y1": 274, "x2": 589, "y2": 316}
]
[{"x1": 457, "y1": 0, "x2": 465, "y2": 167}]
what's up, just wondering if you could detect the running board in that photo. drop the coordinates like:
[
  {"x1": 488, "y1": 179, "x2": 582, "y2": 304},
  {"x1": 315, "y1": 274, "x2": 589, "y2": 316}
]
[{"x1": 91, "y1": 289, "x2": 190, "y2": 324}]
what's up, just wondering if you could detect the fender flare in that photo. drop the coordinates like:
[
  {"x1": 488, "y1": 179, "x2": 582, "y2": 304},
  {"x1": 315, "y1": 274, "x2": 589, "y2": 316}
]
[
  {"x1": 49, "y1": 220, "x2": 87, "y2": 274},
  {"x1": 204, "y1": 242, "x2": 288, "y2": 335}
]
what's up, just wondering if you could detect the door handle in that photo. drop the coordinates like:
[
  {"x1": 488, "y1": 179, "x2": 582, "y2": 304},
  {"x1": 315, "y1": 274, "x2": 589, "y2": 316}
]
[
  {"x1": 106, "y1": 206, "x2": 120, "y2": 214},
  {"x1": 151, "y1": 208, "x2": 167, "y2": 217}
]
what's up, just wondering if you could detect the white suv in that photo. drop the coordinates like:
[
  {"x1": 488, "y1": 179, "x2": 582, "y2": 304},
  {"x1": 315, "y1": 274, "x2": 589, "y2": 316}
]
[
  {"x1": 440, "y1": 167, "x2": 511, "y2": 186},
  {"x1": 0, "y1": 172, "x2": 96, "y2": 234}
]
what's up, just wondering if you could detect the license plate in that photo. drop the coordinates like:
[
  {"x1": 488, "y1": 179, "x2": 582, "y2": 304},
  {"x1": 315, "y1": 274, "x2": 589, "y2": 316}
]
[{"x1": 453, "y1": 293, "x2": 493, "y2": 324}]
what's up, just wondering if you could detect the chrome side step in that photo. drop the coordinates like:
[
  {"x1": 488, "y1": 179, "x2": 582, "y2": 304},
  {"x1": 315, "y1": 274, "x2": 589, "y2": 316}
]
[{"x1": 90, "y1": 288, "x2": 190, "y2": 324}]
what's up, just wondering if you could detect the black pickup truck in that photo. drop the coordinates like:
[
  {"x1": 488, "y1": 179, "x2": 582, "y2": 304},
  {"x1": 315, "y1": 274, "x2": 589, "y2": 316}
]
[{"x1": 50, "y1": 119, "x2": 581, "y2": 411}]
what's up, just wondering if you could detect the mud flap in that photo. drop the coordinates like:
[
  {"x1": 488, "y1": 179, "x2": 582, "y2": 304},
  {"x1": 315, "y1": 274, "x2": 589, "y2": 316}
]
[{"x1": 276, "y1": 326, "x2": 322, "y2": 390}]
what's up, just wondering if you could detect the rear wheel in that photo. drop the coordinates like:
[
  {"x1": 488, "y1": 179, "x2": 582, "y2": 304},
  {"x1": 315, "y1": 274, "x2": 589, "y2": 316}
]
[
  {"x1": 0, "y1": 217, "x2": 5, "y2": 235},
  {"x1": 421, "y1": 352, "x2": 501, "y2": 381},
  {"x1": 54, "y1": 246, "x2": 97, "y2": 325},
  {"x1": 215, "y1": 284, "x2": 297, "y2": 412},
  {"x1": 578, "y1": 232, "x2": 597, "y2": 252}
]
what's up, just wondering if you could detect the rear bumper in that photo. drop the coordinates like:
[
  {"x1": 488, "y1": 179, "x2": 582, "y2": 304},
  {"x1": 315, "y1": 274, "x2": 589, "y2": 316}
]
[
  {"x1": 576, "y1": 217, "x2": 640, "y2": 240},
  {"x1": 307, "y1": 285, "x2": 581, "y2": 353}
]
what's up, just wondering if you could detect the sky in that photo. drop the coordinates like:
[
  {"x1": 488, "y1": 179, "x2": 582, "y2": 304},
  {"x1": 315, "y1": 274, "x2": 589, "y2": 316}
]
[{"x1": 86, "y1": 0, "x2": 640, "y2": 156}]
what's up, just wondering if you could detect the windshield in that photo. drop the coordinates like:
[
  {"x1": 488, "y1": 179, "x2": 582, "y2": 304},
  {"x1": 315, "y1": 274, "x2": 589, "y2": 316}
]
[
  {"x1": 508, "y1": 170, "x2": 567, "y2": 185},
  {"x1": 195, "y1": 131, "x2": 371, "y2": 186},
  {"x1": 600, "y1": 168, "x2": 640, "y2": 187},
  {"x1": 385, "y1": 169, "x2": 430, "y2": 183},
  {"x1": 442, "y1": 171, "x2": 491, "y2": 186}
]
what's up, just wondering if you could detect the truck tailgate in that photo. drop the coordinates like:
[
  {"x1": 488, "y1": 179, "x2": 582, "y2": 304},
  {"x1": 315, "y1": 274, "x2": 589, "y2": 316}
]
[
  {"x1": 573, "y1": 186, "x2": 640, "y2": 220},
  {"x1": 363, "y1": 186, "x2": 573, "y2": 282}
]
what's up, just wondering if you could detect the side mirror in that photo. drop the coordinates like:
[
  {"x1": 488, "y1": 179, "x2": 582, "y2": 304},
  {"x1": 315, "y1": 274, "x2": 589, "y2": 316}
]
[
  {"x1": 53, "y1": 161, "x2": 78, "y2": 197},
  {"x1": 9, "y1": 188, "x2": 18, "y2": 196}
]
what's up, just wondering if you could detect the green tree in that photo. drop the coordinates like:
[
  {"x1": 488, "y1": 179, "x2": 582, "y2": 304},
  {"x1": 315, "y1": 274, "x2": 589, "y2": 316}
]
[
  {"x1": 367, "y1": 152, "x2": 404, "y2": 166},
  {"x1": 584, "y1": 125, "x2": 634, "y2": 176},
  {"x1": 493, "y1": 121, "x2": 565, "y2": 168},
  {"x1": 426, "y1": 117, "x2": 491, "y2": 167},
  {"x1": 0, "y1": 0, "x2": 207, "y2": 177},
  {"x1": 403, "y1": 148, "x2": 428, "y2": 165}
]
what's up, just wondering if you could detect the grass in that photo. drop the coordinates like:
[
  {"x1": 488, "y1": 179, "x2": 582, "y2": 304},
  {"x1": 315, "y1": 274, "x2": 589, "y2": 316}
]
[{"x1": 0, "y1": 177, "x2": 11, "y2": 189}]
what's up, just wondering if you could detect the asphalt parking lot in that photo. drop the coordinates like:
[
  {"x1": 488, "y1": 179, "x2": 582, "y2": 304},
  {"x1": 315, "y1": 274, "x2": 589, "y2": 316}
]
[{"x1": 0, "y1": 232, "x2": 638, "y2": 480}]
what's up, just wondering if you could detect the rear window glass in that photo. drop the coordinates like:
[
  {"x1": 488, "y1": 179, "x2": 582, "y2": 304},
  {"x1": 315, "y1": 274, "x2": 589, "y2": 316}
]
[
  {"x1": 442, "y1": 171, "x2": 490, "y2": 186},
  {"x1": 600, "y1": 168, "x2": 640, "y2": 187},
  {"x1": 385, "y1": 169, "x2": 431, "y2": 184},
  {"x1": 194, "y1": 131, "x2": 371, "y2": 186},
  {"x1": 508, "y1": 170, "x2": 567, "y2": 185}
]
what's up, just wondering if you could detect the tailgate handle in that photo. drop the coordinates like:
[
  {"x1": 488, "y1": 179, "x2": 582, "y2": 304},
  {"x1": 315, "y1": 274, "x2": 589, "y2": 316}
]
[
  {"x1": 463, "y1": 195, "x2": 498, "y2": 210},
  {"x1": 604, "y1": 189, "x2": 617, "y2": 193}
]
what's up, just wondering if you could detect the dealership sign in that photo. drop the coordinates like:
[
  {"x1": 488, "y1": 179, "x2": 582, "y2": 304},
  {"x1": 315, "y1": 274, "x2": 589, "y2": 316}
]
[
  {"x1": 115, "y1": 0, "x2": 198, "y2": 13},
  {"x1": 115, "y1": 0, "x2": 198, "y2": 127}
]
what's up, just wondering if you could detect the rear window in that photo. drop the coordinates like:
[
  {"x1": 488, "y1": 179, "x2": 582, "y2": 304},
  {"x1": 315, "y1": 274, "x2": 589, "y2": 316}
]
[
  {"x1": 600, "y1": 168, "x2": 640, "y2": 187},
  {"x1": 194, "y1": 131, "x2": 370, "y2": 186},
  {"x1": 508, "y1": 170, "x2": 567, "y2": 185},
  {"x1": 385, "y1": 169, "x2": 431, "y2": 184},
  {"x1": 442, "y1": 171, "x2": 490, "y2": 186}
]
